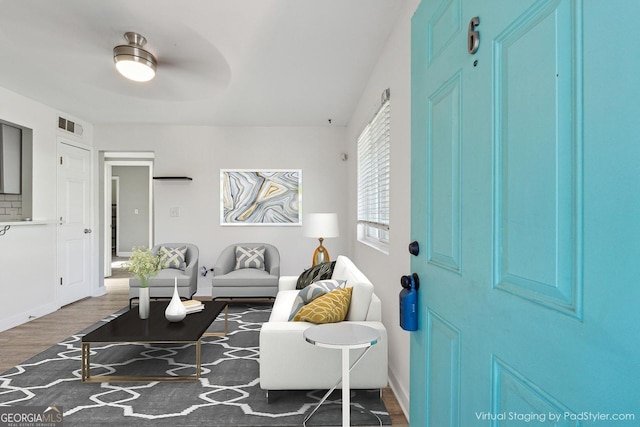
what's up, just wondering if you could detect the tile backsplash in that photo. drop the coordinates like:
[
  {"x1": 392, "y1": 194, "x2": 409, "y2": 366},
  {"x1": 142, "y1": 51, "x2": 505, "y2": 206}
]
[{"x1": 0, "y1": 194, "x2": 22, "y2": 220}]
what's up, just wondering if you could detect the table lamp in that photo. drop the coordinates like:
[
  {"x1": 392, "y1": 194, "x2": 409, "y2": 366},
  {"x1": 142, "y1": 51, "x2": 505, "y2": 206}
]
[{"x1": 304, "y1": 213, "x2": 339, "y2": 266}]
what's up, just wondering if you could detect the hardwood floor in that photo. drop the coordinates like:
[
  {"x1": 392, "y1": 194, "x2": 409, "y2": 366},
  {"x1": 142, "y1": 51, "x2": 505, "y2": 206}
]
[
  {"x1": 0, "y1": 275, "x2": 409, "y2": 426},
  {"x1": 0, "y1": 280, "x2": 130, "y2": 374}
]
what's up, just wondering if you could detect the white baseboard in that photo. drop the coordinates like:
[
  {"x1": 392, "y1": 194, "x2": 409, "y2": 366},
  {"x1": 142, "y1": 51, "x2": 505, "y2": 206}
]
[
  {"x1": 0, "y1": 301, "x2": 59, "y2": 333},
  {"x1": 194, "y1": 284, "x2": 212, "y2": 300},
  {"x1": 92, "y1": 285, "x2": 107, "y2": 297},
  {"x1": 388, "y1": 366, "x2": 410, "y2": 421}
]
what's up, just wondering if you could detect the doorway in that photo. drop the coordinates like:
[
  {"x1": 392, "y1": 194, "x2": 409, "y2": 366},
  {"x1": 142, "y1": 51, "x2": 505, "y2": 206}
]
[{"x1": 103, "y1": 157, "x2": 153, "y2": 278}]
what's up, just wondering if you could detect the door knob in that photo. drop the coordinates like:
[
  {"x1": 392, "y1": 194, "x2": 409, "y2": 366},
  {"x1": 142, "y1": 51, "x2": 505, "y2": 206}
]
[
  {"x1": 84, "y1": 228, "x2": 92, "y2": 234},
  {"x1": 408, "y1": 241, "x2": 420, "y2": 256},
  {"x1": 401, "y1": 273, "x2": 420, "y2": 290}
]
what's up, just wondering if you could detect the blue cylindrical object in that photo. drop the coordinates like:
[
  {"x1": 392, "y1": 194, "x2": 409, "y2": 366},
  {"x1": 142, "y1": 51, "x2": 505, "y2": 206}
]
[{"x1": 400, "y1": 287, "x2": 418, "y2": 331}]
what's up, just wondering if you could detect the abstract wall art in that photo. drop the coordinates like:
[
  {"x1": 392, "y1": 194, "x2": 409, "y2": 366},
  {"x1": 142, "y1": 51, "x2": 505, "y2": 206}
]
[{"x1": 220, "y1": 169, "x2": 302, "y2": 226}]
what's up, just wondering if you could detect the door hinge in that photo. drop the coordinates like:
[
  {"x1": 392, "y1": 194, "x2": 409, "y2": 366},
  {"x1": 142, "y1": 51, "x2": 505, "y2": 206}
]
[
  {"x1": 60, "y1": 277, "x2": 63, "y2": 286},
  {"x1": 60, "y1": 156, "x2": 63, "y2": 165}
]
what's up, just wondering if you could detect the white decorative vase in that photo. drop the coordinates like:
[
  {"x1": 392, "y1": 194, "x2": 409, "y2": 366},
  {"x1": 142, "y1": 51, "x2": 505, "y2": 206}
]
[
  {"x1": 165, "y1": 283, "x2": 187, "y2": 322},
  {"x1": 139, "y1": 287, "x2": 150, "y2": 319}
]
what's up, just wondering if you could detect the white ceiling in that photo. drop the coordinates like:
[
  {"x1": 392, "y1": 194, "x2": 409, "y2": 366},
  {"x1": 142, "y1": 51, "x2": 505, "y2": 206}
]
[{"x1": 0, "y1": 0, "x2": 406, "y2": 126}]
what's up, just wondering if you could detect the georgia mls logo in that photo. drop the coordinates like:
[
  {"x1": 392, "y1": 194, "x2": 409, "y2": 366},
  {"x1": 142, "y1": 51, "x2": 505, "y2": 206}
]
[
  {"x1": 44, "y1": 407, "x2": 62, "y2": 420},
  {"x1": 0, "y1": 406, "x2": 63, "y2": 427}
]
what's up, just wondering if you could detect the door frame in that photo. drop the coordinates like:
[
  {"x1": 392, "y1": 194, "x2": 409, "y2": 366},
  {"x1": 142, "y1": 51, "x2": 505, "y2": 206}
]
[
  {"x1": 103, "y1": 157, "x2": 153, "y2": 278},
  {"x1": 104, "y1": 176, "x2": 120, "y2": 277}
]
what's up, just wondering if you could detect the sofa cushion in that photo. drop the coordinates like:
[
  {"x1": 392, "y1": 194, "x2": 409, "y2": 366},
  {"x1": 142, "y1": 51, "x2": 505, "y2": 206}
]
[
  {"x1": 158, "y1": 245, "x2": 187, "y2": 270},
  {"x1": 295, "y1": 261, "x2": 336, "y2": 289},
  {"x1": 288, "y1": 279, "x2": 345, "y2": 320},
  {"x1": 130, "y1": 267, "x2": 191, "y2": 288},
  {"x1": 212, "y1": 268, "x2": 277, "y2": 288},
  {"x1": 268, "y1": 290, "x2": 299, "y2": 322},
  {"x1": 292, "y1": 287, "x2": 353, "y2": 324},
  {"x1": 234, "y1": 246, "x2": 265, "y2": 270},
  {"x1": 331, "y1": 255, "x2": 371, "y2": 287},
  {"x1": 345, "y1": 281, "x2": 374, "y2": 321}
]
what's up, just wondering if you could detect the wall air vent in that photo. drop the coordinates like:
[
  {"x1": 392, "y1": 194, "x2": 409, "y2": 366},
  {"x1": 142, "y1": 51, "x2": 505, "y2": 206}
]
[{"x1": 57, "y1": 116, "x2": 84, "y2": 137}]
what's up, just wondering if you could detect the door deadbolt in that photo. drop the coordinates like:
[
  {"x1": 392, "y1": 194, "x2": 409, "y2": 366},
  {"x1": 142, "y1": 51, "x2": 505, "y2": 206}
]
[{"x1": 408, "y1": 241, "x2": 420, "y2": 256}]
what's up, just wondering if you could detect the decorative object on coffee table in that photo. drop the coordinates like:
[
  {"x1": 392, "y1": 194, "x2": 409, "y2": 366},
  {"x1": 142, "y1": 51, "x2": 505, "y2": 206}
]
[
  {"x1": 126, "y1": 246, "x2": 166, "y2": 319},
  {"x1": 304, "y1": 213, "x2": 339, "y2": 266},
  {"x1": 139, "y1": 287, "x2": 150, "y2": 319},
  {"x1": 165, "y1": 279, "x2": 187, "y2": 322}
]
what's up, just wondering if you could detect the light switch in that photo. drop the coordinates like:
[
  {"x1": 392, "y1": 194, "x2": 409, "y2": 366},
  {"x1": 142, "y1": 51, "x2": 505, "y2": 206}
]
[
  {"x1": 134, "y1": 209, "x2": 139, "y2": 215},
  {"x1": 170, "y1": 207, "x2": 180, "y2": 217}
]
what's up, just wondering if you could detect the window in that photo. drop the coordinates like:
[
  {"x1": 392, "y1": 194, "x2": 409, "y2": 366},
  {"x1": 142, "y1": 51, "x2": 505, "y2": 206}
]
[{"x1": 357, "y1": 91, "x2": 390, "y2": 252}]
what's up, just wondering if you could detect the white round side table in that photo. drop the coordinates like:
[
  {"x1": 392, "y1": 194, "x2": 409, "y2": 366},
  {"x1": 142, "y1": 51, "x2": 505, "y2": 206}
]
[{"x1": 303, "y1": 323, "x2": 381, "y2": 427}]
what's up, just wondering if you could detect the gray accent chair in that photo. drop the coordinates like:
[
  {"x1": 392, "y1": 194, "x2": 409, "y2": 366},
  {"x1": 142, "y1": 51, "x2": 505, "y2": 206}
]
[
  {"x1": 129, "y1": 243, "x2": 199, "y2": 307},
  {"x1": 212, "y1": 243, "x2": 280, "y2": 300}
]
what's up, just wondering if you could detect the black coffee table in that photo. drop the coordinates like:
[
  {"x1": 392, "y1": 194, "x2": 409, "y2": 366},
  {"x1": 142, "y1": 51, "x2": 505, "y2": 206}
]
[{"x1": 81, "y1": 300, "x2": 227, "y2": 383}]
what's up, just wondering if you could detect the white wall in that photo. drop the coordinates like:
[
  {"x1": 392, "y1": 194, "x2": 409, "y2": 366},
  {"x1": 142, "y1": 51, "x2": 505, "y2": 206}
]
[
  {"x1": 0, "y1": 86, "x2": 94, "y2": 331},
  {"x1": 346, "y1": 0, "x2": 419, "y2": 416},
  {"x1": 94, "y1": 125, "x2": 350, "y2": 290}
]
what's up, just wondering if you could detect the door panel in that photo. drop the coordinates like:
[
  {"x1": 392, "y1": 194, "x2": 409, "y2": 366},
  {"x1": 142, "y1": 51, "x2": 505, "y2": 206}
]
[
  {"x1": 410, "y1": 0, "x2": 639, "y2": 425},
  {"x1": 427, "y1": 72, "x2": 462, "y2": 273},
  {"x1": 492, "y1": 356, "x2": 577, "y2": 426},
  {"x1": 492, "y1": 0, "x2": 581, "y2": 317},
  {"x1": 426, "y1": 310, "x2": 460, "y2": 427},
  {"x1": 57, "y1": 142, "x2": 91, "y2": 306}
]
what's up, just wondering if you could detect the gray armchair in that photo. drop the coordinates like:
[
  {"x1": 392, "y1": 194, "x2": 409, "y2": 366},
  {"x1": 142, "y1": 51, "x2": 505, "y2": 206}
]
[
  {"x1": 129, "y1": 243, "x2": 199, "y2": 307},
  {"x1": 212, "y1": 243, "x2": 280, "y2": 300}
]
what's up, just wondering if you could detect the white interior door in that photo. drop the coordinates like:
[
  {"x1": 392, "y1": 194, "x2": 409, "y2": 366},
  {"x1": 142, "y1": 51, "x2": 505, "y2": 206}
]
[{"x1": 57, "y1": 141, "x2": 92, "y2": 306}]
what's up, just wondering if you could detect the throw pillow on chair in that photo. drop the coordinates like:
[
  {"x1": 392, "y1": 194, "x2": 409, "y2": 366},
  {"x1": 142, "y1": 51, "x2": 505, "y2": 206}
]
[
  {"x1": 234, "y1": 246, "x2": 266, "y2": 270},
  {"x1": 158, "y1": 245, "x2": 188, "y2": 270}
]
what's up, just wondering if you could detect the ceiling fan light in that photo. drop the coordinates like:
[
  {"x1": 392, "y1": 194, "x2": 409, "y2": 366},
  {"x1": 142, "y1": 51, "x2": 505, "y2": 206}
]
[{"x1": 113, "y1": 32, "x2": 157, "y2": 82}]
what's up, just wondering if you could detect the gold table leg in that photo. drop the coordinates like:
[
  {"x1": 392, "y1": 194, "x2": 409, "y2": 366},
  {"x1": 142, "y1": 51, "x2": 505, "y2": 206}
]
[
  {"x1": 80, "y1": 340, "x2": 202, "y2": 383},
  {"x1": 81, "y1": 342, "x2": 90, "y2": 382},
  {"x1": 196, "y1": 339, "x2": 202, "y2": 379},
  {"x1": 203, "y1": 304, "x2": 229, "y2": 337}
]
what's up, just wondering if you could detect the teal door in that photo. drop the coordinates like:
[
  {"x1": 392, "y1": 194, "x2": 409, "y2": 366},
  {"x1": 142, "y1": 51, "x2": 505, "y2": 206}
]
[{"x1": 410, "y1": 1, "x2": 640, "y2": 425}]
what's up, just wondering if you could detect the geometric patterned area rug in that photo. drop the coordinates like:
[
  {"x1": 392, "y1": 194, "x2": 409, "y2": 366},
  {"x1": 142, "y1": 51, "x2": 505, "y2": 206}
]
[{"x1": 0, "y1": 304, "x2": 390, "y2": 426}]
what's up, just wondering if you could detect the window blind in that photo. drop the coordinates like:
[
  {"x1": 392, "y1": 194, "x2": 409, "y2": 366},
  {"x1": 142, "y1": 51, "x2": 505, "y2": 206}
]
[{"x1": 357, "y1": 98, "x2": 390, "y2": 242}]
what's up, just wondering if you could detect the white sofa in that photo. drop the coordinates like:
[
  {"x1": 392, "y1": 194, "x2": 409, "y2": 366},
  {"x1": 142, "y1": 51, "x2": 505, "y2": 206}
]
[{"x1": 259, "y1": 255, "x2": 388, "y2": 391}]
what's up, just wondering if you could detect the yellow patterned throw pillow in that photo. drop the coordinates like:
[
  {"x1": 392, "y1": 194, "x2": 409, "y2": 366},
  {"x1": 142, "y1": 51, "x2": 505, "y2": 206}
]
[{"x1": 293, "y1": 287, "x2": 353, "y2": 324}]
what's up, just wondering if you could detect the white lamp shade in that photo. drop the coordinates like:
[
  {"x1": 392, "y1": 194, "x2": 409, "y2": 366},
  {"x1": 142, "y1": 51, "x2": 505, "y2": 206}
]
[
  {"x1": 115, "y1": 58, "x2": 156, "y2": 82},
  {"x1": 304, "y1": 213, "x2": 339, "y2": 238}
]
